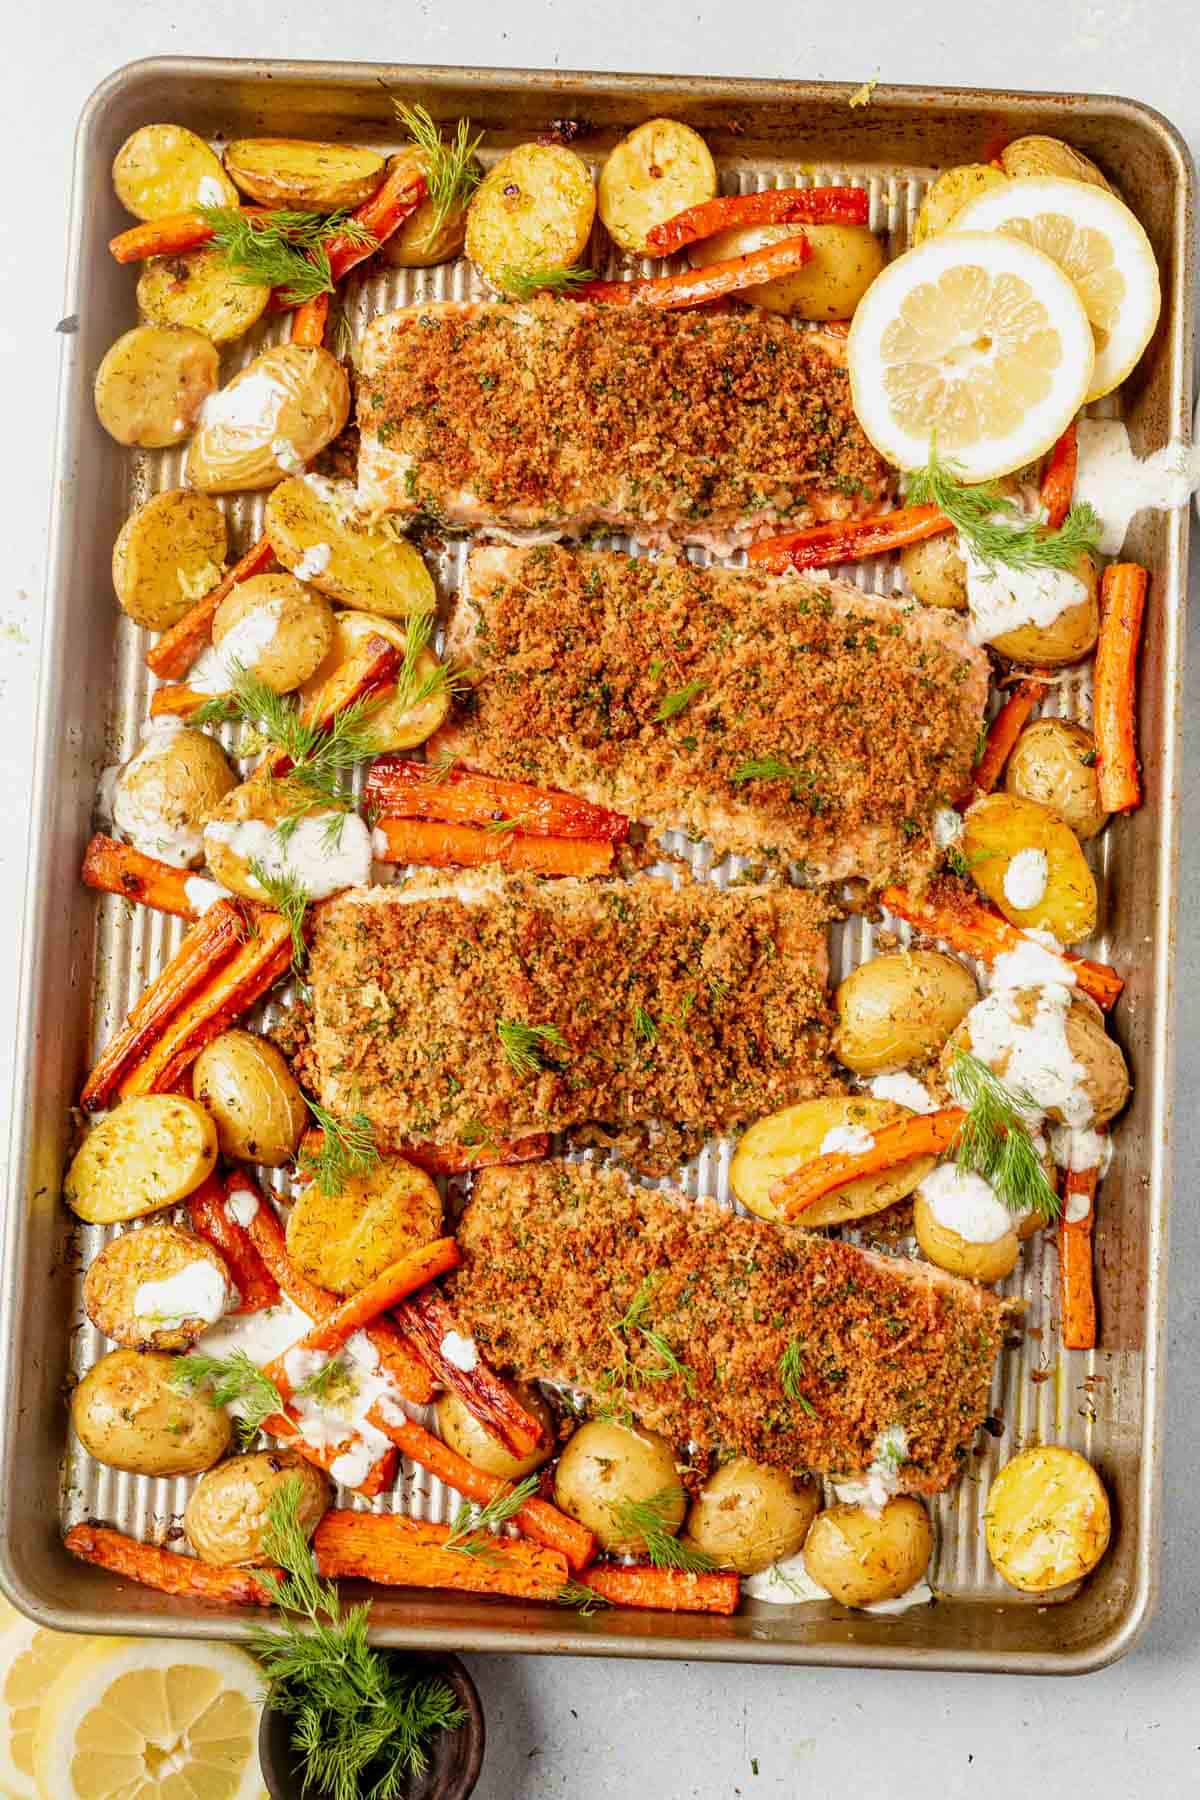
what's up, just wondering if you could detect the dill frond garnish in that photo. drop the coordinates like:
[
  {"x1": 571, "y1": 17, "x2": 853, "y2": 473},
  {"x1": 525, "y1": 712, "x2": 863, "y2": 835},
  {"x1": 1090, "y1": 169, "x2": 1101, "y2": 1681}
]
[
  {"x1": 300, "y1": 1097, "x2": 381, "y2": 1197},
  {"x1": 947, "y1": 1050, "x2": 1059, "y2": 1218},
  {"x1": 197, "y1": 205, "x2": 376, "y2": 306},
  {"x1": 654, "y1": 680, "x2": 704, "y2": 723},
  {"x1": 422, "y1": 748, "x2": 458, "y2": 784},
  {"x1": 607, "y1": 1487, "x2": 716, "y2": 1572},
  {"x1": 392, "y1": 101, "x2": 484, "y2": 242},
  {"x1": 393, "y1": 609, "x2": 463, "y2": 712},
  {"x1": 906, "y1": 444, "x2": 1101, "y2": 574},
  {"x1": 497, "y1": 1018, "x2": 568, "y2": 1076},
  {"x1": 248, "y1": 859, "x2": 310, "y2": 973},
  {"x1": 482, "y1": 815, "x2": 521, "y2": 834},
  {"x1": 197, "y1": 665, "x2": 379, "y2": 815},
  {"x1": 500, "y1": 263, "x2": 596, "y2": 301},
  {"x1": 329, "y1": 303, "x2": 356, "y2": 364},
  {"x1": 442, "y1": 1474, "x2": 541, "y2": 1557},
  {"x1": 633, "y1": 1005, "x2": 659, "y2": 1044},
  {"x1": 605, "y1": 1273, "x2": 695, "y2": 1393},
  {"x1": 293, "y1": 1355, "x2": 350, "y2": 1406},
  {"x1": 731, "y1": 754, "x2": 822, "y2": 801},
  {"x1": 170, "y1": 1351, "x2": 284, "y2": 1449},
  {"x1": 556, "y1": 1578, "x2": 611, "y2": 1615},
  {"x1": 777, "y1": 1340, "x2": 817, "y2": 1416}
]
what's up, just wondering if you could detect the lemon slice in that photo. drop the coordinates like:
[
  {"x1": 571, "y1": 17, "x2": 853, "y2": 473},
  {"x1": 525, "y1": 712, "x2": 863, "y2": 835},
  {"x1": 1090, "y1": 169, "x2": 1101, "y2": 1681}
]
[
  {"x1": 848, "y1": 231, "x2": 1094, "y2": 481},
  {"x1": 33, "y1": 1637, "x2": 266, "y2": 1800},
  {"x1": 950, "y1": 175, "x2": 1161, "y2": 401},
  {"x1": 0, "y1": 1608, "x2": 109, "y2": 1797}
]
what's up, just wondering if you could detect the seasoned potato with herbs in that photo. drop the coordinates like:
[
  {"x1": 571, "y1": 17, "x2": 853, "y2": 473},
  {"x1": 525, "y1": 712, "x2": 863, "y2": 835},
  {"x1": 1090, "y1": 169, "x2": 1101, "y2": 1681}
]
[
  {"x1": 687, "y1": 222, "x2": 884, "y2": 319},
  {"x1": 598, "y1": 118, "x2": 716, "y2": 255},
  {"x1": 683, "y1": 1459, "x2": 819, "y2": 1576},
  {"x1": 436, "y1": 1382, "x2": 555, "y2": 1481},
  {"x1": 65, "y1": 1096, "x2": 219, "y2": 1224},
  {"x1": 297, "y1": 609, "x2": 448, "y2": 750},
  {"x1": 83, "y1": 1224, "x2": 231, "y2": 1353},
  {"x1": 113, "y1": 124, "x2": 237, "y2": 219},
  {"x1": 185, "y1": 345, "x2": 350, "y2": 494},
  {"x1": 211, "y1": 572, "x2": 334, "y2": 694},
  {"x1": 731, "y1": 1096, "x2": 936, "y2": 1228},
  {"x1": 913, "y1": 163, "x2": 1009, "y2": 244},
  {"x1": 193, "y1": 1029, "x2": 308, "y2": 1166},
  {"x1": 70, "y1": 1349, "x2": 231, "y2": 1476},
  {"x1": 899, "y1": 531, "x2": 968, "y2": 610},
  {"x1": 985, "y1": 1445, "x2": 1111, "y2": 1592},
  {"x1": 988, "y1": 553, "x2": 1100, "y2": 667},
  {"x1": 942, "y1": 988, "x2": 1129, "y2": 1127},
  {"x1": 1005, "y1": 719, "x2": 1109, "y2": 841},
  {"x1": 382, "y1": 147, "x2": 479, "y2": 268},
  {"x1": 264, "y1": 475, "x2": 436, "y2": 617},
  {"x1": 961, "y1": 792, "x2": 1097, "y2": 942},
  {"x1": 999, "y1": 136, "x2": 1112, "y2": 191},
  {"x1": 286, "y1": 1154, "x2": 443, "y2": 1295},
  {"x1": 803, "y1": 1497, "x2": 933, "y2": 1607},
  {"x1": 200, "y1": 779, "x2": 312, "y2": 902},
  {"x1": 112, "y1": 490, "x2": 228, "y2": 632},
  {"x1": 224, "y1": 138, "x2": 385, "y2": 211},
  {"x1": 553, "y1": 1420, "x2": 683, "y2": 1555},
  {"x1": 466, "y1": 143, "x2": 596, "y2": 295},
  {"x1": 912, "y1": 1169, "x2": 1021, "y2": 1284},
  {"x1": 94, "y1": 325, "x2": 218, "y2": 449},
  {"x1": 137, "y1": 247, "x2": 271, "y2": 346},
  {"x1": 834, "y1": 950, "x2": 978, "y2": 1075},
  {"x1": 112, "y1": 721, "x2": 236, "y2": 866},
  {"x1": 185, "y1": 1451, "x2": 332, "y2": 1566}
]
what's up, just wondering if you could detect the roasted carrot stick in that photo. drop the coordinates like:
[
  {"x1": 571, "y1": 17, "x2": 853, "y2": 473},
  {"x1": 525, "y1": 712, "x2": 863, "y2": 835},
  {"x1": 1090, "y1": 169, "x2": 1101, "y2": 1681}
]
[
  {"x1": 397, "y1": 1287, "x2": 548, "y2": 1459},
  {"x1": 1094, "y1": 562, "x2": 1149, "y2": 813},
  {"x1": 81, "y1": 834, "x2": 201, "y2": 920},
  {"x1": 1059, "y1": 1161, "x2": 1100, "y2": 1351},
  {"x1": 108, "y1": 207, "x2": 267, "y2": 264},
  {"x1": 65, "y1": 1523, "x2": 276, "y2": 1604},
  {"x1": 261, "y1": 1407, "x2": 398, "y2": 1496},
  {"x1": 145, "y1": 537, "x2": 275, "y2": 681},
  {"x1": 290, "y1": 292, "x2": 330, "y2": 347},
  {"x1": 579, "y1": 1563, "x2": 741, "y2": 1615},
  {"x1": 399, "y1": 1133, "x2": 550, "y2": 1176},
  {"x1": 371, "y1": 816, "x2": 615, "y2": 877},
  {"x1": 746, "y1": 504, "x2": 951, "y2": 572},
  {"x1": 250, "y1": 634, "x2": 400, "y2": 785},
  {"x1": 646, "y1": 185, "x2": 869, "y2": 255},
  {"x1": 313, "y1": 1509, "x2": 568, "y2": 1599},
  {"x1": 1040, "y1": 422, "x2": 1078, "y2": 530},
  {"x1": 366, "y1": 755, "x2": 631, "y2": 842},
  {"x1": 148, "y1": 684, "x2": 208, "y2": 719},
  {"x1": 958, "y1": 679, "x2": 1048, "y2": 806},
  {"x1": 325, "y1": 163, "x2": 427, "y2": 283},
  {"x1": 186, "y1": 1173, "x2": 280, "y2": 1314},
  {"x1": 773, "y1": 1109, "x2": 965, "y2": 1216},
  {"x1": 291, "y1": 1240, "x2": 461, "y2": 1355},
  {"x1": 577, "y1": 238, "x2": 812, "y2": 310}
]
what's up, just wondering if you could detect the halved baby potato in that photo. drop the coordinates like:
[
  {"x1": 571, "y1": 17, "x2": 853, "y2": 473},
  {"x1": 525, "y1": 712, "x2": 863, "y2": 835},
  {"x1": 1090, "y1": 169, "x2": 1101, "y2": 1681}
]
[
  {"x1": 211, "y1": 571, "x2": 334, "y2": 694},
  {"x1": 803, "y1": 1497, "x2": 933, "y2": 1608},
  {"x1": 899, "y1": 530, "x2": 968, "y2": 610},
  {"x1": 65, "y1": 1096, "x2": 219, "y2": 1224},
  {"x1": 83, "y1": 1223, "x2": 231, "y2": 1352},
  {"x1": 987, "y1": 553, "x2": 1101, "y2": 667},
  {"x1": 71, "y1": 1349, "x2": 232, "y2": 1477},
  {"x1": 112, "y1": 490, "x2": 228, "y2": 631},
  {"x1": 466, "y1": 143, "x2": 596, "y2": 294},
  {"x1": 942, "y1": 988, "x2": 1130, "y2": 1128},
  {"x1": 985, "y1": 1445, "x2": 1111, "y2": 1593},
  {"x1": 688, "y1": 222, "x2": 884, "y2": 319},
  {"x1": 553, "y1": 1420, "x2": 683, "y2": 1555},
  {"x1": 113, "y1": 124, "x2": 237, "y2": 219},
  {"x1": 598, "y1": 118, "x2": 717, "y2": 255},
  {"x1": 223, "y1": 138, "x2": 386, "y2": 212},
  {"x1": 436, "y1": 1382, "x2": 555, "y2": 1481},
  {"x1": 192, "y1": 1029, "x2": 308, "y2": 1166},
  {"x1": 999, "y1": 136, "x2": 1113, "y2": 191},
  {"x1": 95, "y1": 325, "x2": 218, "y2": 449},
  {"x1": 264, "y1": 475, "x2": 436, "y2": 617},
  {"x1": 683, "y1": 1459, "x2": 819, "y2": 1576},
  {"x1": 137, "y1": 246, "x2": 271, "y2": 346},
  {"x1": 731, "y1": 1096, "x2": 936, "y2": 1228},
  {"x1": 1005, "y1": 719, "x2": 1109, "y2": 841},
  {"x1": 961, "y1": 791, "x2": 1097, "y2": 943},
  {"x1": 185, "y1": 1450, "x2": 331, "y2": 1566},
  {"x1": 382, "y1": 147, "x2": 478, "y2": 268},
  {"x1": 286, "y1": 1153, "x2": 443, "y2": 1295},
  {"x1": 834, "y1": 950, "x2": 978, "y2": 1076},
  {"x1": 298, "y1": 609, "x2": 448, "y2": 750},
  {"x1": 201, "y1": 779, "x2": 312, "y2": 902},
  {"x1": 912, "y1": 1176, "x2": 1021, "y2": 1284},
  {"x1": 913, "y1": 163, "x2": 1009, "y2": 244},
  {"x1": 185, "y1": 345, "x2": 350, "y2": 494}
]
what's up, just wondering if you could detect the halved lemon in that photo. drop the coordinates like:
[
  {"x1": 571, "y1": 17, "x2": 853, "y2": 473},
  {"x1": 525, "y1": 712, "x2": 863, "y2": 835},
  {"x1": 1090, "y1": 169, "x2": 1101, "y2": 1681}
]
[
  {"x1": 847, "y1": 231, "x2": 1094, "y2": 481},
  {"x1": 0, "y1": 1607, "x2": 108, "y2": 1797},
  {"x1": 950, "y1": 176, "x2": 1161, "y2": 401},
  {"x1": 33, "y1": 1637, "x2": 266, "y2": 1800}
]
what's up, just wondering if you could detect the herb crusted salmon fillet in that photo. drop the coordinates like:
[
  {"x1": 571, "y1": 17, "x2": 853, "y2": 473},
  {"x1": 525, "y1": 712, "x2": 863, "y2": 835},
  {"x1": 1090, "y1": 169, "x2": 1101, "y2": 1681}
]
[
  {"x1": 450, "y1": 1160, "x2": 1011, "y2": 1492},
  {"x1": 431, "y1": 545, "x2": 990, "y2": 886},
  {"x1": 305, "y1": 873, "x2": 835, "y2": 1150},
  {"x1": 356, "y1": 297, "x2": 892, "y2": 550}
]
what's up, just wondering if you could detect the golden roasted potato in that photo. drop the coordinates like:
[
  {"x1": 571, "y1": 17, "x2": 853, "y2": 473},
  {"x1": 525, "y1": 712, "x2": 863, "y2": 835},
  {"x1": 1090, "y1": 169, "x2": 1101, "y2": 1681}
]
[
  {"x1": 297, "y1": 609, "x2": 448, "y2": 751},
  {"x1": 185, "y1": 346, "x2": 350, "y2": 494},
  {"x1": 70, "y1": 1349, "x2": 232, "y2": 1476},
  {"x1": 436, "y1": 1382, "x2": 555, "y2": 1481},
  {"x1": 382, "y1": 147, "x2": 479, "y2": 268},
  {"x1": 211, "y1": 572, "x2": 334, "y2": 694},
  {"x1": 185, "y1": 1451, "x2": 332, "y2": 1566},
  {"x1": 137, "y1": 247, "x2": 271, "y2": 346},
  {"x1": 83, "y1": 1224, "x2": 231, "y2": 1353},
  {"x1": 286, "y1": 1154, "x2": 443, "y2": 1295},
  {"x1": 988, "y1": 553, "x2": 1100, "y2": 667},
  {"x1": 193, "y1": 1029, "x2": 308, "y2": 1166},
  {"x1": 1005, "y1": 719, "x2": 1109, "y2": 841},
  {"x1": 913, "y1": 163, "x2": 1008, "y2": 244},
  {"x1": 943, "y1": 988, "x2": 1129, "y2": 1128},
  {"x1": 598, "y1": 118, "x2": 717, "y2": 255},
  {"x1": 731, "y1": 1096, "x2": 936, "y2": 1228},
  {"x1": 113, "y1": 124, "x2": 237, "y2": 219},
  {"x1": 683, "y1": 1459, "x2": 819, "y2": 1576},
  {"x1": 223, "y1": 138, "x2": 385, "y2": 211},
  {"x1": 466, "y1": 143, "x2": 596, "y2": 294},
  {"x1": 553, "y1": 1420, "x2": 683, "y2": 1555},
  {"x1": 65, "y1": 1097, "x2": 219, "y2": 1224},
  {"x1": 803, "y1": 1498, "x2": 933, "y2": 1607},
  {"x1": 985, "y1": 1445, "x2": 1111, "y2": 1592},
  {"x1": 834, "y1": 950, "x2": 978, "y2": 1075},
  {"x1": 912, "y1": 1168, "x2": 1021, "y2": 1284},
  {"x1": 94, "y1": 325, "x2": 218, "y2": 449},
  {"x1": 961, "y1": 791, "x2": 1097, "y2": 942},
  {"x1": 201, "y1": 779, "x2": 312, "y2": 902},
  {"x1": 264, "y1": 475, "x2": 436, "y2": 617},
  {"x1": 688, "y1": 222, "x2": 884, "y2": 319},
  {"x1": 999, "y1": 136, "x2": 1113, "y2": 191},
  {"x1": 112, "y1": 490, "x2": 228, "y2": 632},
  {"x1": 112, "y1": 721, "x2": 236, "y2": 866},
  {"x1": 899, "y1": 531, "x2": 968, "y2": 609}
]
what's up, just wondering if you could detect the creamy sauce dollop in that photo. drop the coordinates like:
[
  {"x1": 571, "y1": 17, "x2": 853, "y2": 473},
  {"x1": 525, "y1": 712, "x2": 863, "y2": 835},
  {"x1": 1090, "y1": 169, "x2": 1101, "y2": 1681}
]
[
  {"x1": 1074, "y1": 421, "x2": 1200, "y2": 556},
  {"x1": 205, "y1": 811, "x2": 373, "y2": 901},
  {"x1": 918, "y1": 1163, "x2": 1013, "y2": 1244}
]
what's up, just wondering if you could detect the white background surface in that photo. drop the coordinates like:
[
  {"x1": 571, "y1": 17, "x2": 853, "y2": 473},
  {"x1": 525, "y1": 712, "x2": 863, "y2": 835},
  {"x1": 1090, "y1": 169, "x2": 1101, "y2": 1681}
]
[{"x1": 3, "y1": 8, "x2": 1198, "y2": 1798}]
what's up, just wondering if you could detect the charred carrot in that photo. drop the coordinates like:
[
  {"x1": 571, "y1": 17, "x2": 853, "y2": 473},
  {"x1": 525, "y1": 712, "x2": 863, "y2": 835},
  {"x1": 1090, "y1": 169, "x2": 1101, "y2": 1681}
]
[
  {"x1": 747, "y1": 505, "x2": 951, "y2": 572},
  {"x1": 1094, "y1": 562, "x2": 1149, "y2": 813},
  {"x1": 290, "y1": 292, "x2": 330, "y2": 347},
  {"x1": 366, "y1": 755, "x2": 631, "y2": 842},
  {"x1": 65, "y1": 1523, "x2": 276, "y2": 1604},
  {"x1": 774, "y1": 1109, "x2": 965, "y2": 1215},
  {"x1": 186, "y1": 1173, "x2": 280, "y2": 1314},
  {"x1": 313, "y1": 1509, "x2": 568, "y2": 1599},
  {"x1": 577, "y1": 237, "x2": 812, "y2": 310},
  {"x1": 958, "y1": 679, "x2": 1048, "y2": 805},
  {"x1": 325, "y1": 163, "x2": 427, "y2": 283},
  {"x1": 1059, "y1": 1159, "x2": 1100, "y2": 1352},
  {"x1": 646, "y1": 185, "x2": 869, "y2": 255},
  {"x1": 250, "y1": 634, "x2": 400, "y2": 786},
  {"x1": 579, "y1": 1563, "x2": 741, "y2": 1615},
  {"x1": 145, "y1": 537, "x2": 275, "y2": 682},
  {"x1": 399, "y1": 1134, "x2": 550, "y2": 1176},
  {"x1": 291, "y1": 1239, "x2": 461, "y2": 1355},
  {"x1": 108, "y1": 207, "x2": 266, "y2": 264},
  {"x1": 1040, "y1": 422, "x2": 1078, "y2": 530},
  {"x1": 397, "y1": 1287, "x2": 548, "y2": 1459},
  {"x1": 81, "y1": 834, "x2": 201, "y2": 920},
  {"x1": 371, "y1": 816, "x2": 615, "y2": 877}
]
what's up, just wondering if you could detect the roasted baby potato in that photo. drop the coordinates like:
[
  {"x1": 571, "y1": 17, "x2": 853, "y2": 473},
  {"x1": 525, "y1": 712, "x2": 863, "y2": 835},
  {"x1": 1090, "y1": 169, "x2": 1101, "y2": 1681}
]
[
  {"x1": 137, "y1": 247, "x2": 271, "y2": 346},
  {"x1": 682, "y1": 1458, "x2": 819, "y2": 1576},
  {"x1": 943, "y1": 988, "x2": 1130, "y2": 1128},
  {"x1": 687, "y1": 223, "x2": 884, "y2": 319},
  {"x1": 803, "y1": 1497, "x2": 933, "y2": 1608},
  {"x1": 185, "y1": 1450, "x2": 332, "y2": 1566},
  {"x1": 211, "y1": 572, "x2": 334, "y2": 694},
  {"x1": 382, "y1": 147, "x2": 478, "y2": 268},
  {"x1": 466, "y1": 143, "x2": 596, "y2": 294},
  {"x1": 1005, "y1": 719, "x2": 1109, "y2": 841},
  {"x1": 185, "y1": 345, "x2": 350, "y2": 494},
  {"x1": 731, "y1": 1096, "x2": 936, "y2": 1228},
  {"x1": 985, "y1": 1445, "x2": 1111, "y2": 1592},
  {"x1": 201, "y1": 779, "x2": 312, "y2": 902},
  {"x1": 834, "y1": 950, "x2": 978, "y2": 1075},
  {"x1": 94, "y1": 325, "x2": 218, "y2": 449},
  {"x1": 899, "y1": 530, "x2": 968, "y2": 610},
  {"x1": 65, "y1": 1096, "x2": 219, "y2": 1224},
  {"x1": 113, "y1": 124, "x2": 237, "y2": 219},
  {"x1": 223, "y1": 138, "x2": 385, "y2": 211},
  {"x1": 553, "y1": 1420, "x2": 683, "y2": 1555},
  {"x1": 70, "y1": 1349, "x2": 232, "y2": 1476},
  {"x1": 988, "y1": 553, "x2": 1100, "y2": 667},
  {"x1": 999, "y1": 136, "x2": 1113, "y2": 191},
  {"x1": 913, "y1": 163, "x2": 1009, "y2": 244},
  {"x1": 297, "y1": 609, "x2": 448, "y2": 750},
  {"x1": 193, "y1": 1029, "x2": 308, "y2": 1166},
  {"x1": 598, "y1": 118, "x2": 717, "y2": 255},
  {"x1": 913, "y1": 1171, "x2": 1021, "y2": 1284},
  {"x1": 436, "y1": 1382, "x2": 555, "y2": 1481},
  {"x1": 264, "y1": 475, "x2": 436, "y2": 617},
  {"x1": 961, "y1": 792, "x2": 1097, "y2": 942},
  {"x1": 83, "y1": 1224, "x2": 231, "y2": 1353},
  {"x1": 112, "y1": 489, "x2": 228, "y2": 631},
  {"x1": 112, "y1": 721, "x2": 236, "y2": 867},
  {"x1": 286, "y1": 1154, "x2": 443, "y2": 1295}
]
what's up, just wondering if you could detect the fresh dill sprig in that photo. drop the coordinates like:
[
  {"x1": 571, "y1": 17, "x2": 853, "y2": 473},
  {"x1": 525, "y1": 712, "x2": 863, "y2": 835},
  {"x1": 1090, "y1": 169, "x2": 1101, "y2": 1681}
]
[
  {"x1": 482, "y1": 815, "x2": 522, "y2": 834},
  {"x1": 607, "y1": 1488, "x2": 716, "y2": 1573},
  {"x1": 778, "y1": 1340, "x2": 817, "y2": 1416},
  {"x1": 170, "y1": 1350, "x2": 284, "y2": 1449},
  {"x1": 294, "y1": 1355, "x2": 350, "y2": 1406},
  {"x1": 393, "y1": 609, "x2": 462, "y2": 712},
  {"x1": 392, "y1": 101, "x2": 484, "y2": 241},
  {"x1": 329, "y1": 303, "x2": 356, "y2": 364},
  {"x1": 607, "y1": 1274, "x2": 695, "y2": 1392},
  {"x1": 459, "y1": 1115, "x2": 498, "y2": 1151},
  {"x1": 198, "y1": 665, "x2": 379, "y2": 814},
  {"x1": 197, "y1": 205, "x2": 376, "y2": 305},
  {"x1": 731, "y1": 754, "x2": 821, "y2": 799},
  {"x1": 500, "y1": 263, "x2": 596, "y2": 301},
  {"x1": 653, "y1": 680, "x2": 704, "y2": 723},
  {"x1": 906, "y1": 444, "x2": 1101, "y2": 574},
  {"x1": 300, "y1": 1096, "x2": 381, "y2": 1197},
  {"x1": 422, "y1": 749, "x2": 458, "y2": 784},
  {"x1": 633, "y1": 1005, "x2": 659, "y2": 1044},
  {"x1": 556, "y1": 1578, "x2": 611, "y2": 1615},
  {"x1": 248, "y1": 859, "x2": 310, "y2": 973},
  {"x1": 497, "y1": 1018, "x2": 568, "y2": 1076},
  {"x1": 443, "y1": 1474, "x2": 541, "y2": 1557},
  {"x1": 947, "y1": 1050, "x2": 1059, "y2": 1218}
]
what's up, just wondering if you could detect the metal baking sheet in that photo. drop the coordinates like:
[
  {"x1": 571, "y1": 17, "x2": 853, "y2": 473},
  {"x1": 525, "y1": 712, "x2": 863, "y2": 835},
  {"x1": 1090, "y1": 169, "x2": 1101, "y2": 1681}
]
[{"x1": 2, "y1": 60, "x2": 1192, "y2": 1673}]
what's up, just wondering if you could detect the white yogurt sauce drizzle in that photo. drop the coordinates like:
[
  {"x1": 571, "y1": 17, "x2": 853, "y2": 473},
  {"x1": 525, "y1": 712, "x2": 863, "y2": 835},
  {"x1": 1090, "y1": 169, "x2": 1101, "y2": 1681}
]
[
  {"x1": 966, "y1": 982, "x2": 1092, "y2": 1128},
  {"x1": 134, "y1": 1261, "x2": 228, "y2": 1330},
  {"x1": 111, "y1": 717, "x2": 202, "y2": 867},
  {"x1": 918, "y1": 1164, "x2": 1013, "y2": 1244},
  {"x1": 1002, "y1": 847, "x2": 1049, "y2": 912},
  {"x1": 188, "y1": 600, "x2": 284, "y2": 694},
  {"x1": 205, "y1": 812, "x2": 372, "y2": 902},
  {"x1": 933, "y1": 807, "x2": 964, "y2": 849},
  {"x1": 1074, "y1": 421, "x2": 1200, "y2": 557},
  {"x1": 867, "y1": 1072, "x2": 935, "y2": 1115},
  {"x1": 184, "y1": 876, "x2": 230, "y2": 915},
  {"x1": 440, "y1": 1331, "x2": 479, "y2": 1373},
  {"x1": 819, "y1": 1123, "x2": 876, "y2": 1157},
  {"x1": 294, "y1": 541, "x2": 332, "y2": 581},
  {"x1": 961, "y1": 535, "x2": 1087, "y2": 648}
]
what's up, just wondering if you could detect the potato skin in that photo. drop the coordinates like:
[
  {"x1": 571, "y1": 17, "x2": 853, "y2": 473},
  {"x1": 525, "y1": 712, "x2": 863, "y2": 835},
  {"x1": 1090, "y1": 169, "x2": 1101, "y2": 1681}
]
[
  {"x1": 71, "y1": 1349, "x2": 231, "y2": 1476},
  {"x1": 297, "y1": 609, "x2": 448, "y2": 750},
  {"x1": 95, "y1": 326, "x2": 218, "y2": 449},
  {"x1": 137, "y1": 247, "x2": 271, "y2": 347},
  {"x1": 912, "y1": 1190, "x2": 1020, "y2": 1284},
  {"x1": 962, "y1": 792, "x2": 1097, "y2": 943},
  {"x1": 803, "y1": 1497, "x2": 933, "y2": 1607},
  {"x1": 286, "y1": 1154, "x2": 443, "y2": 1295},
  {"x1": 999, "y1": 136, "x2": 1113, "y2": 191},
  {"x1": 900, "y1": 531, "x2": 968, "y2": 610},
  {"x1": 224, "y1": 138, "x2": 385, "y2": 211},
  {"x1": 941, "y1": 989, "x2": 1130, "y2": 1127},
  {"x1": 598, "y1": 118, "x2": 717, "y2": 255},
  {"x1": 731, "y1": 1096, "x2": 936, "y2": 1228},
  {"x1": 83, "y1": 1224, "x2": 231, "y2": 1352},
  {"x1": 112, "y1": 723, "x2": 236, "y2": 867},
  {"x1": 989, "y1": 553, "x2": 1100, "y2": 667},
  {"x1": 113, "y1": 124, "x2": 238, "y2": 219},
  {"x1": 985, "y1": 1445, "x2": 1110, "y2": 1592},
  {"x1": 683, "y1": 1459, "x2": 819, "y2": 1575},
  {"x1": 436, "y1": 1382, "x2": 554, "y2": 1480},
  {"x1": 65, "y1": 1097, "x2": 219, "y2": 1224},
  {"x1": 688, "y1": 223, "x2": 884, "y2": 319},
  {"x1": 913, "y1": 163, "x2": 1008, "y2": 243},
  {"x1": 264, "y1": 475, "x2": 436, "y2": 618},
  {"x1": 382, "y1": 148, "x2": 477, "y2": 268},
  {"x1": 201, "y1": 779, "x2": 317, "y2": 902},
  {"x1": 553, "y1": 1420, "x2": 682, "y2": 1554},
  {"x1": 1005, "y1": 719, "x2": 1109, "y2": 841},
  {"x1": 193, "y1": 1029, "x2": 308, "y2": 1166},
  {"x1": 835, "y1": 950, "x2": 978, "y2": 1076},
  {"x1": 113, "y1": 490, "x2": 228, "y2": 632},
  {"x1": 185, "y1": 1450, "x2": 332, "y2": 1566},
  {"x1": 466, "y1": 144, "x2": 596, "y2": 294},
  {"x1": 185, "y1": 346, "x2": 350, "y2": 494},
  {"x1": 212, "y1": 572, "x2": 334, "y2": 694}
]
